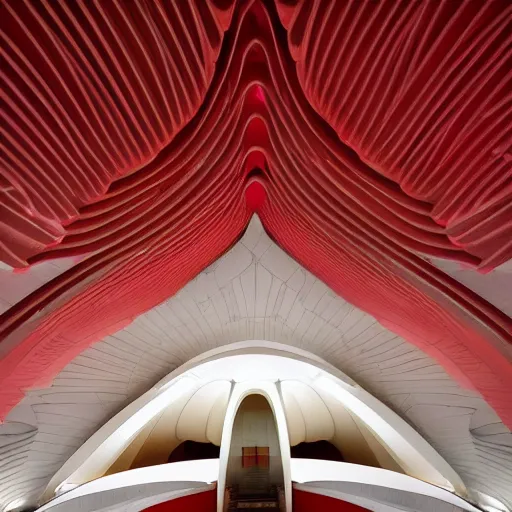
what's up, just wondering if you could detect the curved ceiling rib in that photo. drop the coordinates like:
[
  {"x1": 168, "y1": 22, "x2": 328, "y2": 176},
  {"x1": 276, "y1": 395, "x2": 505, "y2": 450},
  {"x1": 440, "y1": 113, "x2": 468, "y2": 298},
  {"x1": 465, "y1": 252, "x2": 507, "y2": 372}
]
[
  {"x1": 1, "y1": 0, "x2": 234, "y2": 266},
  {"x1": 2, "y1": 0, "x2": 510, "y2": 269},
  {"x1": 1, "y1": 0, "x2": 510, "y2": 428},
  {"x1": 0, "y1": 5, "x2": 511, "y2": 512},
  {"x1": 279, "y1": 0, "x2": 512, "y2": 271},
  {"x1": 2, "y1": 227, "x2": 510, "y2": 511}
]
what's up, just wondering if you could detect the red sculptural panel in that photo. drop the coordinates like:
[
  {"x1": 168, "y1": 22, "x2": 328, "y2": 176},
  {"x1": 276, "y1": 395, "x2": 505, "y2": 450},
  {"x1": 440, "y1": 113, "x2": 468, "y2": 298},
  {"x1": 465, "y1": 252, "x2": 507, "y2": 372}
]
[{"x1": 0, "y1": 1, "x2": 511, "y2": 424}]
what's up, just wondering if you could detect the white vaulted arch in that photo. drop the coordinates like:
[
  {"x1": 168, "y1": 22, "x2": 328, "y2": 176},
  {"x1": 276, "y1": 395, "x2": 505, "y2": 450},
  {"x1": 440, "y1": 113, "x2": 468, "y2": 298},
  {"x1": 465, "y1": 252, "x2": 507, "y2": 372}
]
[
  {"x1": 216, "y1": 381, "x2": 292, "y2": 512},
  {"x1": 4, "y1": 218, "x2": 509, "y2": 511},
  {"x1": 175, "y1": 380, "x2": 232, "y2": 445},
  {"x1": 41, "y1": 341, "x2": 467, "y2": 506}
]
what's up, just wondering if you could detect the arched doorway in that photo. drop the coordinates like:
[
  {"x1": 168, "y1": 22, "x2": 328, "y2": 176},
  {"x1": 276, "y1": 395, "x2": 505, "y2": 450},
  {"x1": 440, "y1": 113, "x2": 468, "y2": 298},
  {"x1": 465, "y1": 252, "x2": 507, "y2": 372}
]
[{"x1": 225, "y1": 394, "x2": 285, "y2": 510}]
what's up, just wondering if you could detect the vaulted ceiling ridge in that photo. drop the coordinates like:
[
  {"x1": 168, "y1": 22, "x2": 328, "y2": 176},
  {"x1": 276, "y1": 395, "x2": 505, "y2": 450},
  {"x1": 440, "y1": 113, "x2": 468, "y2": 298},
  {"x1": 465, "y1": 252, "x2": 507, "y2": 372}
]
[{"x1": 0, "y1": 0, "x2": 511, "y2": 426}]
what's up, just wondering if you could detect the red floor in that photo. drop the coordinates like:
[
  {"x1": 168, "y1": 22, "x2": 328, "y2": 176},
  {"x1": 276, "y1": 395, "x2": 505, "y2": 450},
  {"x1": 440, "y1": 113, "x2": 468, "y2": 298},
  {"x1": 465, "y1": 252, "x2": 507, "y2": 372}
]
[
  {"x1": 293, "y1": 489, "x2": 370, "y2": 512},
  {"x1": 142, "y1": 489, "x2": 216, "y2": 512},
  {"x1": 142, "y1": 488, "x2": 369, "y2": 511}
]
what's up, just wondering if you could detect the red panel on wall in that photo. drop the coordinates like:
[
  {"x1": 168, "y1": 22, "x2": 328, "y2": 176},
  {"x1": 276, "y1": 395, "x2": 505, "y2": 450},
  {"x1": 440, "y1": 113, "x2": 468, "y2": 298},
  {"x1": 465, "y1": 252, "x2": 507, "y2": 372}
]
[
  {"x1": 142, "y1": 489, "x2": 216, "y2": 512},
  {"x1": 293, "y1": 488, "x2": 370, "y2": 512}
]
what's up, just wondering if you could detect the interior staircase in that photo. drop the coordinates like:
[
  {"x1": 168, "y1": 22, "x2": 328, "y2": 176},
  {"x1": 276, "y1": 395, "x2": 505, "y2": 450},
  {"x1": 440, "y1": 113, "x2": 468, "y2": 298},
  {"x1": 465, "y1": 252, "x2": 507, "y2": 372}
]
[
  {"x1": 228, "y1": 469, "x2": 280, "y2": 510},
  {"x1": 239, "y1": 467, "x2": 270, "y2": 496}
]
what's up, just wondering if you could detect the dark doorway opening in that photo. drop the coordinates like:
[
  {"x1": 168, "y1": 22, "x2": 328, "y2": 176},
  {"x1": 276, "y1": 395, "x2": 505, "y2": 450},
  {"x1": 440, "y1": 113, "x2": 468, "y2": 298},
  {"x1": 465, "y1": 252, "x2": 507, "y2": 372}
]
[
  {"x1": 226, "y1": 394, "x2": 285, "y2": 510},
  {"x1": 291, "y1": 440, "x2": 344, "y2": 462},
  {"x1": 168, "y1": 440, "x2": 220, "y2": 463}
]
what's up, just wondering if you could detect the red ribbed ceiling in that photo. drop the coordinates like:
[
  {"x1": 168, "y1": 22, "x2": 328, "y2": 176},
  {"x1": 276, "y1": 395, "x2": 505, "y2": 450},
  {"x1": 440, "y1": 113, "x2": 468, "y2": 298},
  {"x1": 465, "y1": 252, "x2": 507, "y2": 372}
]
[{"x1": 0, "y1": 1, "x2": 511, "y2": 423}]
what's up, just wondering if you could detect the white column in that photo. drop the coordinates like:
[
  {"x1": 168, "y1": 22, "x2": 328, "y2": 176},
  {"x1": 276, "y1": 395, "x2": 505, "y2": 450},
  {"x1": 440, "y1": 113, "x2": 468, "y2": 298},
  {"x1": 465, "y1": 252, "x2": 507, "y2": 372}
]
[{"x1": 217, "y1": 380, "x2": 292, "y2": 512}]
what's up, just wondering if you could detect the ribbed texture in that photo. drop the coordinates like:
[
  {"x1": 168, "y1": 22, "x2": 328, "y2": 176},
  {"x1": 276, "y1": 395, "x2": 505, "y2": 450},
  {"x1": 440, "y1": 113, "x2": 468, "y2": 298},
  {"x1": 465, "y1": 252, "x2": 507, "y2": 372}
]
[
  {"x1": 2, "y1": 221, "x2": 511, "y2": 509},
  {"x1": 280, "y1": 0, "x2": 512, "y2": 271},
  {"x1": 1, "y1": 0, "x2": 510, "y2": 270},
  {"x1": 0, "y1": 422, "x2": 39, "y2": 509},
  {"x1": 0, "y1": 0, "x2": 511, "y2": 434},
  {"x1": 4, "y1": 218, "x2": 512, "y2": 510},
  {"x1": 1, "y1": 0, "x2": 234, "y2": 266}
]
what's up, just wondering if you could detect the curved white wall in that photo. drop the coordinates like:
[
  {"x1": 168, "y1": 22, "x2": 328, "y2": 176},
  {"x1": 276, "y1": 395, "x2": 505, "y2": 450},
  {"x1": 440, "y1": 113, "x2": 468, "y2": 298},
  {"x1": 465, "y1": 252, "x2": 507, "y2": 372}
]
[
  {"x1": 175, "y1": 380, "x2": 232, "y2": 445},
  {"x1": 314, "y1": 375, "x2": 465, "y2": 493},
  {"x1": 43, "y1": 375, "x2": 200, "y2": 499},
  {"x1": 7, "y1": 218, "x2": 508, "y2": 512},
  {"x1": 38, "y1": 460, "x2": 218, "y2": 512},
  {"x1": 42, "y1": 342, "x2": 467, "y2": 505},
  {"x1": 291, "y1": 459, "x2": 480, "y2": 512}
]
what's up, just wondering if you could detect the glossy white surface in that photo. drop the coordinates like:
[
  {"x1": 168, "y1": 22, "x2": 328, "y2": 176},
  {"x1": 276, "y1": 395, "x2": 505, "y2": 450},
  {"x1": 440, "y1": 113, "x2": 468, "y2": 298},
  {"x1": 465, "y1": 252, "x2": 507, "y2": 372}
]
[
  {"x1": 38, "y1": 460, "x2": 219, "y2": 511},
  {"x1": 217, "y1": 381, "x2": 292, "y2": 512},
  {"x1": 43, "y1": 346, "x2": 465, "y2": 501},
  {"x1": 291, "y1": 460, "x2": 480, "y2": 512}
]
